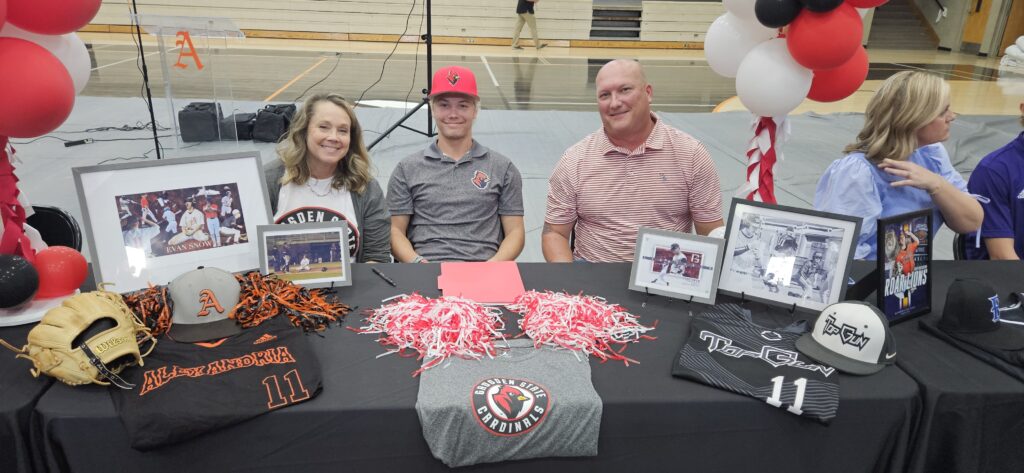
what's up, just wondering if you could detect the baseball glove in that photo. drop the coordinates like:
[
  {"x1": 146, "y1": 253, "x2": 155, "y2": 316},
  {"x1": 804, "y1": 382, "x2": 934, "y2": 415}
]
[{"x1": 0, "y1": 290, "x2": 155, "y2": 389}]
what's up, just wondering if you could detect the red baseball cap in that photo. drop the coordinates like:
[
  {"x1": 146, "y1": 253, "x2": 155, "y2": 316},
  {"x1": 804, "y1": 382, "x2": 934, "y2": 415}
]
[{"x1": 429, "y1": 65, "x2": 479, "y2": 100}]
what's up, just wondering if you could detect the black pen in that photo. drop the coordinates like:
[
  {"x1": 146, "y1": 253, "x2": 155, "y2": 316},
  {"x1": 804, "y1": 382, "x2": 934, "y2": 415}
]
[{"x1": 371, "y1": 267, "x2": 397, "y2": 287}]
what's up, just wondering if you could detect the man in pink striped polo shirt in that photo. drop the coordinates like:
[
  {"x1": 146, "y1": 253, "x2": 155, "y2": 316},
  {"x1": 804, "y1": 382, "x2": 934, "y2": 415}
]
[{"x1": 542, "y1": 59, "x2": 724, "y2": 262}]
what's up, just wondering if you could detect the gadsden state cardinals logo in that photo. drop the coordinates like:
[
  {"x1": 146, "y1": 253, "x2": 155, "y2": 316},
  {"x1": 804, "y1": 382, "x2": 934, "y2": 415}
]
[
  {"x1": 471, "y1": 170, "x2": 490, "y2": 190},
  {"x1": 447, "y1": 69, "x2": 460, "y2": 86},
  {"x1": 471, "y1": 378, "x2": 550, "y2": 436}
]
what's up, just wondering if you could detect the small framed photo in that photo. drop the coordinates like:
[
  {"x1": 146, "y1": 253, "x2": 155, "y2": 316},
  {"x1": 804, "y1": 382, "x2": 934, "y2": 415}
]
[
  {"x1": 628, "y1": 227, "x2": 724, "y2": 304},
  {"x1": 73, "y1": 152, "x2": 272, "y2": 292},
  {"x1": 257, "y1": 222, "x2": 352, "y2": 288},
  {"x1": 877, "y1": 209, "x2": 932, "y2": 324},
  {"x1": 719, "y1": 198, "x2": 861, "y2": 313}
]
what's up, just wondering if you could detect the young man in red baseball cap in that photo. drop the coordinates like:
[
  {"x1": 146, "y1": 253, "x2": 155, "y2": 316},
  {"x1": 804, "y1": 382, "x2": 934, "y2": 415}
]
[{"x1": 388, "y1": 65, "x2": 525, "y2": 262}]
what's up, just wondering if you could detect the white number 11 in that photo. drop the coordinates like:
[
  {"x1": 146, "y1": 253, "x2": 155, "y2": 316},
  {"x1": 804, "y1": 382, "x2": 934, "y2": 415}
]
[{"x1": 766, "y1": 376, "x2": 807, "y2": 415}]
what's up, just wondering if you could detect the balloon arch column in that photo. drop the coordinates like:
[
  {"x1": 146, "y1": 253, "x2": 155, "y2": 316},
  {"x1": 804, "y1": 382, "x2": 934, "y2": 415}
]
[
  {"x1": 0, "y1": 0, "x2": 101, "y2": 310},
  {"x1": 704, "y1": 0, "x2": 884, "y2": 203}
]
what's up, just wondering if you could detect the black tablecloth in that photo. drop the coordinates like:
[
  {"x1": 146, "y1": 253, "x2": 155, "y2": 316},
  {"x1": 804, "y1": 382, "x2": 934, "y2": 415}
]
[
  {"x1": 0, "y1": 323, "x2": 53, "y2": 473},
  {"x1": 892, "y1": 261, "x2": 1024, "y2": 473},
  {"x1": 30, "y1": 263, "x2": 920, "y2": 473}
]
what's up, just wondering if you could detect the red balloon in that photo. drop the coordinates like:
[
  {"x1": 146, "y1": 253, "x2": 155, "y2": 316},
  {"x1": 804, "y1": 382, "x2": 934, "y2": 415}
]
[
  {"x1": 33, "y1": 246, "x2": 87, "y2": 299},
  {"x1": 845, "y1": 0, "x2": 888, "y2": 7},
  {"x1": 1, "y1": 0, "x2": 7, "y2": 30},
  {"x1": 808, "y1": 46, "x2": 869, "y2": 102},
  {"x1": 0, "y1": 37, "x2": 74, "y2": 138},
  {"x1": 786, "y1": 3, "x2": 863, "y2": 70},
  {"x1": 7, "y1": 0, "x2": 101, "y2": 35}
]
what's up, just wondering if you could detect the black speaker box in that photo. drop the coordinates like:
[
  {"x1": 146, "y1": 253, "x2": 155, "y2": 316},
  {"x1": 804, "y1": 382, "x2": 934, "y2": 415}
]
[
  {"x1": 178, "y1": 102, "x2": 223, "y2": 142},
  {"x1": 252, "y1": 103, "x2": 297, "y2": 143},
  {"x1": 219, "y1": 112, "x2": 257, "y2": 141}
]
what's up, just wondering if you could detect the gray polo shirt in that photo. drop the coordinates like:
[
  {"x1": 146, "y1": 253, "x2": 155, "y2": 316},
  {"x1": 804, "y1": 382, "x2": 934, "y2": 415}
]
[{"x1": 388, "y1": 140, "x2": 524, "y2": 261}]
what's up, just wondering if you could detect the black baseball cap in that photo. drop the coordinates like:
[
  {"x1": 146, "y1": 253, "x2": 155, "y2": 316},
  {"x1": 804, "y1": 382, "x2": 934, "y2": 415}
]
[{"x1": 937, "y1": 278, "x2": 1024, "y2": 350}]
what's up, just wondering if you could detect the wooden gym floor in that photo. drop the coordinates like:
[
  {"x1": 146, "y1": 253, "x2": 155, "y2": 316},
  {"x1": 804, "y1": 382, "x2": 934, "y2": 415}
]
[{"x1": 80, "y1": 33, "x2": 1023, "y2": 117}]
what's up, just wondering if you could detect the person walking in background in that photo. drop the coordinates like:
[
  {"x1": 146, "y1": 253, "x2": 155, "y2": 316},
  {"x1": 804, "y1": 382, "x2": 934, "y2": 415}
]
[{"x1": 511, "y1": 0, "x2": 544, "y2": 50}]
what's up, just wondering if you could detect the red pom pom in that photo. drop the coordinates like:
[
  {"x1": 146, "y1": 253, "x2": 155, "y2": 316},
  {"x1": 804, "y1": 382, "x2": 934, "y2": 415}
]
[
  {"x1": 506, "y1": 291, "x2": 656, "y2": 365},
  {"x1": 358, "y1": 293, "x2": 506, "y2": 376}
]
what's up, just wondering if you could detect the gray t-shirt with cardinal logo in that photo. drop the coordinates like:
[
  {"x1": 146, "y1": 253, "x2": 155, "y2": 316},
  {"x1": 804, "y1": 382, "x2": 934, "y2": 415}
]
[{"x1": 415, "y1": 338, "x2": 601, "y2": 467}]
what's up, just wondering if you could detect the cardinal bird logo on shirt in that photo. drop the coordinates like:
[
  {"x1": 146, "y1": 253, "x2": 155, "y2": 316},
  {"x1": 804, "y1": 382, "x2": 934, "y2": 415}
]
[
  {"x1": 447, "y1": 69, "x2": 460, "y2": 86},
  {"x1": 471, "y1": 378, "x2": 550, "y2": 436},
  {"x1": 472, "y1": 170, "x2": 490, "y2": 190},
  {"x1": 492, "y1": 386, "x2": 528, "y2": 420}
]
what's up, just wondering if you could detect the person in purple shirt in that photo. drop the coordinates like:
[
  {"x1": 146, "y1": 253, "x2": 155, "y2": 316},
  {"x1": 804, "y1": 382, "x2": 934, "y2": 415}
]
[
  {"x1": 814, "y1": 71, "x2": 983, "y2": 260},
  {"x1": 966, "y1": 101, "x2": 1024, "y2": 260}
]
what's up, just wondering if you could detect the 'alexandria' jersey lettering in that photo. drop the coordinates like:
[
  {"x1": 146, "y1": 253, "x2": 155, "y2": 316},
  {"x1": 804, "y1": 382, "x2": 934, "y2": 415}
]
[
  {"x1": 700, "y1": 330, "x2": 835, "y2": 377},
  {"x1": 139, "y1": 346, "x2": 296, "y2": 396}
]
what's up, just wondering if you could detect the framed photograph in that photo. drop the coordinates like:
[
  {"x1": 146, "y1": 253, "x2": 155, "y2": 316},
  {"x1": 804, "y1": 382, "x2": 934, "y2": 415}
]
[
  {"x1": 628, "y1": 227, "x2": 724, "y2": 304},
  {"x1": 73, "y1": 152, "x2": 271, "y2": 292},
  {"x1": 719, "y1": 198, "x2": 861, "y2": 313},
  {"x1": 257, "y1": 222, "x2": 352, "y2": 288},
  {"x1": 877, "y1": 209, "x2": 932, "y2": 324}
]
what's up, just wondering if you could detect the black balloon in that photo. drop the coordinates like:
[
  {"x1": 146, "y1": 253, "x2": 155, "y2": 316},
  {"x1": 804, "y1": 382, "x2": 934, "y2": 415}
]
[
  {"x1": 801, "y1": 0, "x2": 844, "y2": 13},
  {"x1": 0, "y1": 254, "x2": 39, "y2": 309},
  {"x1": 755, "y1": 0, "x2": 803, "y2": 28}
]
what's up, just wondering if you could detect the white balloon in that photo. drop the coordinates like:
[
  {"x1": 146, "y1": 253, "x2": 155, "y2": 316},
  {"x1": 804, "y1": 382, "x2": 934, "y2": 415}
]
[
  {"x1": 0, "y1": 24, "x2": 91, "y2": 93},
  {"x1": 736, "y1": 38, "x2": 813, "y2": 117},
  {"x1": 724, "y1": 0, "x2": 758, "y2": 21},
  {"x1": 1006, "y1": 44, "x2": 1024, "y2": 62},
  {"x1": 705, "y1": 13, "x2": 777, "y2": 78}
]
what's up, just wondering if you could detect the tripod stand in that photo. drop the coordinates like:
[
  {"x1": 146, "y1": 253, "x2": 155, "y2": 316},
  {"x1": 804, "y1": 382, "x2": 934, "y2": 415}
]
[{"x1": 368, "y1": 0, "x2": 435, "y2": 150}]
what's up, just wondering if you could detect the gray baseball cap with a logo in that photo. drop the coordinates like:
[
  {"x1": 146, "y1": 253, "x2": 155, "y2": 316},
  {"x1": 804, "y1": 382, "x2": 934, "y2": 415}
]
[{"x1": 167, "y1": 267, "x2": 243, "y2": 343}]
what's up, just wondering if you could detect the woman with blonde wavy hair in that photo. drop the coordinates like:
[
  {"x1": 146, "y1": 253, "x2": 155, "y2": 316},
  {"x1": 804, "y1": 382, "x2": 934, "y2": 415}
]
[
  {"x1": 264, "y1": 93, "x2": 391, "y2": 263},
  {"x1": 814, "y1": 70, "x2": 982, "y2": 259}
]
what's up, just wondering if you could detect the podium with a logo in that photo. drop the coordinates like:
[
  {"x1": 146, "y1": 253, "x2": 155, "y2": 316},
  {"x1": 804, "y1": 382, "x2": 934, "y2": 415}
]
[{"x1": 135, "y1": 15, "x2": 245, "y2": 150}]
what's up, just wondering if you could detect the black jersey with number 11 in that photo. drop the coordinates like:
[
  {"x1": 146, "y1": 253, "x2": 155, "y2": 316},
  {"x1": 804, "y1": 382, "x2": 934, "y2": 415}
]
[
  {"x1": 110, "y1": 316, "x2": 323, "y2": 450},
  {"x1": 672, "y1": 304, "x2": 839, "y2": 424}
]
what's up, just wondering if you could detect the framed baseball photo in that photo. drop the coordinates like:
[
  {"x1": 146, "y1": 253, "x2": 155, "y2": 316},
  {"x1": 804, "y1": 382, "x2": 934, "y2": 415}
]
[
  {"x1": 876, "y1": 209, "x2": 932, "y2": 324},
  {"x1": 257, "y1": 222, "x2": 352, "y2": 288},
  {"x1": 628, "y1": 227, "x2": 724, "y2": 304},
  {"x1": 73, "y1": 152, "x2": 272, "y2": 292},
  {"x1": 719, "y1": 198, "x2": 861, "y2": 313}
]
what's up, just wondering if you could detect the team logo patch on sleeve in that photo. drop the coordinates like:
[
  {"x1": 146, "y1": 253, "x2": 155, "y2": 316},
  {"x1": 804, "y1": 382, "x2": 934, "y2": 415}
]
[
  {"x1": 471, "y1": 170, "x2": 490, "y2": 190},
  {"x1": 472, "y1": 378, "x2": 550, "y2": 436}
]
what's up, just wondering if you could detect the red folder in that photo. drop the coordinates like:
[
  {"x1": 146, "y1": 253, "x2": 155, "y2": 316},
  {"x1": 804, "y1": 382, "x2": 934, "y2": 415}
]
[{"x1": 438, "y1": 261, "x2": 526, "y2": 304}]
